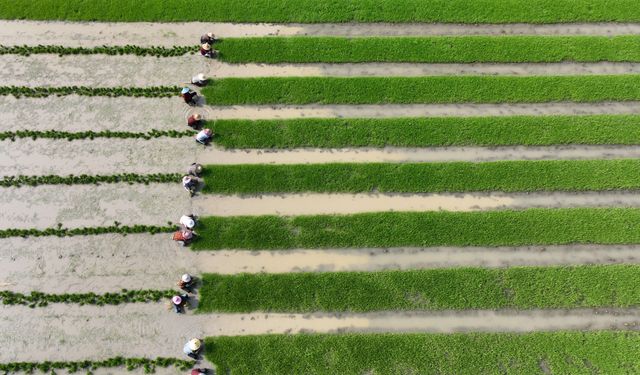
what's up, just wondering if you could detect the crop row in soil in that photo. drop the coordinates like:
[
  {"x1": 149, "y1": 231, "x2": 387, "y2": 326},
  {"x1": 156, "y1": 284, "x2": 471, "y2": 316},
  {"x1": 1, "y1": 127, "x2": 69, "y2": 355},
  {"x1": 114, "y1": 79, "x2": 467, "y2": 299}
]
[
  {"x1": 202, "y1": 75, "x2": 640, "y2": 105},
  {"x1": 200, "y1": 159, "x2": 640, "y2": 194},
  {"x1": 205, "y1": 331, "x2": 640, "y2": 374},
  {"x1": 218, "y1": 36, "x2": 640, "y2": 63},
  {"x1": 210, "y1": 115, "x2": 640, "y2": 148},
  {"x1": 192, "y1": 208, "x2": 640, "y2": 249},
  {"x1": 1, "y1": 0, "x2": 638, "y2": 23}
]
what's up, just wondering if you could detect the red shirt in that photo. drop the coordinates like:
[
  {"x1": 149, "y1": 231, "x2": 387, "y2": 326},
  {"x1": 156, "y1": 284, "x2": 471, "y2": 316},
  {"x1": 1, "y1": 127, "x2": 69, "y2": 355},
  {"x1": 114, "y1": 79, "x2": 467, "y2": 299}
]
[{"x1": 187, "y1": 115, "x2": 200, "y2": 127}]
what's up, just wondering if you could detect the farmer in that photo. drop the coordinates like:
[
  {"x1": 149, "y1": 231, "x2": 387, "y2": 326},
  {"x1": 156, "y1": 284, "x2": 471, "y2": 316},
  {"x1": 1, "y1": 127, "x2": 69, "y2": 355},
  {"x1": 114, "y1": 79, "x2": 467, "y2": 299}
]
[
  {"x1": 181, "y1": 87, "x2": 198, "y2": 106},
  {"x1": 200, "y1": 43, "x2": 216, "y2": 58},
  {"x1": 183, "y1": 338, "x2": 203, "y2": 359},
  {"x1": 182, "y1": 175, "x2": 197, "y2": 195},
  {"x1": 187, "y1": 113, "x2": 203, "y2": 129},
  {"x1": 200, "y1": 32, "x2": 216, "y2": 44},
  {"x1": 191, "y1": 73, "x2": 208, "y2": 87},
  {"x1": 195, "y1": 128, "x2": 213, "y2": 145},
  {"x1": 173, "y1": 228, "x2": 194, "y2": 246},
  {"x1": 180, "y1": 214, "x2": 196, "y2": 230},
  {"x1": 178, "y1": 273, "x2": 196, "y2": 292},
  {"x1": 187, "y1": 163, "x2": 203, "y2": 177},
  {"x1": 171, "y1": 294, "x2": 189, "y2": 314}
]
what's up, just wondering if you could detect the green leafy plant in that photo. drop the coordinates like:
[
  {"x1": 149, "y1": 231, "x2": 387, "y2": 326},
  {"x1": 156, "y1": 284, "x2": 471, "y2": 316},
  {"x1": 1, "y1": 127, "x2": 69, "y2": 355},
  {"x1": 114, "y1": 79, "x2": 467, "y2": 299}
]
[
  {"x1": 0, "y1": 357, "x2": 192, "y2": 374},
  {"x1": 0, "y1": 173, "x2": 181, "y2": 187},
  {"x1": 0, "y1": 86, "x2": 180, "y2": 98},
  {"x1": 0, "y1": 44, "x2": 198, "y2": 57},
  {"x1": 0, "y1": 222, "x2": 175, "y2": 238},
  {"x1": 0, "y1": 289, "x2": 175, "y2": 307},
  {"x1": 0, "y1": 129, "x2": 195, "y2": 142}
]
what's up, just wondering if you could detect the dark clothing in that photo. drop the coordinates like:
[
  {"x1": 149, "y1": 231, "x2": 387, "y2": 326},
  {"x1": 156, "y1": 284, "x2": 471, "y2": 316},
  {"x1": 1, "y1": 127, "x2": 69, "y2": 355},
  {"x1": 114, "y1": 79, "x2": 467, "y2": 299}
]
[
  {"x1": 187, "y1": 115, "x2": 202, "y2": 129},
  {"x1": 200, "y1": 48, "x2": 214, "y2": 58},
  {"x1": 200, "y1": 35, "x2": 215, "y2": 44},
  {"x1": 179, "y1": 280, "x2": 195, "y2": 292},
  {"x1": 182, "y1": 92, "x2": 197, "y2": 105}
]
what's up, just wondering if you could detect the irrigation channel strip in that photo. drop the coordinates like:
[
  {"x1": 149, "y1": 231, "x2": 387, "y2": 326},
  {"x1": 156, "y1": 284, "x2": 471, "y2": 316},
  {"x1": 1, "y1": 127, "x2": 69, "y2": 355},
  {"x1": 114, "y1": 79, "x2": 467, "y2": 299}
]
[
  {"x1": 9, "y1": 186, "x2": 640, "y2": 228},
  {"x1": 2, "y1": 304, "x2": 640, "y2": 363},
  {"x1": 8, "y1": 56, "x2": 640, "y2": 87},
  {"x1": 5, "y1": 234, "x2": 640, "y2": 293},
  {"x1": 4, "y1": 21, "x2": 640, "y2": 47},
  {"x1": 7, "y1": 139, "x2": 640, "y2": 176},
  {"x1": 8, "y1": 97, "x2": 640, "y2": 133}
]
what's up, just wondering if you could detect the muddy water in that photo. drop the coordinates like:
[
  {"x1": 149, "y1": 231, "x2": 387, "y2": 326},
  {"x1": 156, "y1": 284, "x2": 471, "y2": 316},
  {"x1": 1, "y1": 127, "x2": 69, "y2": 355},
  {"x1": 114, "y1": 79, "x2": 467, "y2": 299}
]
[
  {"x1": 3, "y1": 21, "x2": 640, "y2": 47},
  {"x1": 7, "y1": 55, "x2": 640, "y2": 87},
  {"x1": 7, "y1": 188, "x2": 640, "y2": 230},
  {"x1": 194, "y1": 192, "x2": 640, "y2": 216},
  {"x1": 5, "y1": 138, "x2": 640, "y2": 175},
  {"x1": 207, "y1": 102, "x2": 640, "y2": 119},
  {"x1": 5, "y1": 233, "x2": 640, "y2": 294},
  {"x1": 0, "y1": 184, "x2": 190, "y2": 229},
  {"x1": 2, "y1": 304, "x2": 639, "y2": 362}
]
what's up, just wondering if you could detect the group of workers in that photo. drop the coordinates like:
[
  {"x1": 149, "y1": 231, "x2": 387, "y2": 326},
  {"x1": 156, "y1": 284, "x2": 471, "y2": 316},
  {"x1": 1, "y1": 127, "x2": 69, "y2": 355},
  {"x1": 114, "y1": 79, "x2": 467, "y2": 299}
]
[{"x1": 172, "y1": 33, "x2": 222, "y2": 374}]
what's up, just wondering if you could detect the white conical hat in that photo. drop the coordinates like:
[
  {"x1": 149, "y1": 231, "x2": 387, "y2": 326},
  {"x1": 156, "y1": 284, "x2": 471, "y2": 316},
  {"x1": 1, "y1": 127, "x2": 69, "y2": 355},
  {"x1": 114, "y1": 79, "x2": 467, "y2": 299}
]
[
  {"x1": 181, "y1": 274, "x2": 192, "y2": 283},
  {"x1": 188, "y1": 339, "x2": 201, "y2": 351}
]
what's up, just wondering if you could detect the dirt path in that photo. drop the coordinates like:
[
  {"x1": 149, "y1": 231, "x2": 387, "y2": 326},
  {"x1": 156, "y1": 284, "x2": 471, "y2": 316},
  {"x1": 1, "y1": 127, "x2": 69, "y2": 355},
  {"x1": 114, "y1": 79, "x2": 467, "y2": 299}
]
[
  {"x1": 7, "y1": 97, "x2": 640, "y2": 134},
  {"x1": 5, "y1": 234, "x2": 640, "y2": 294},
  {"x1": 7, "y1": 187, "x2": 640, "y2": 229},
  {"x1": 3, "y1": 21, "x2": 640, "y2": 47},
  {"x1": 2, "y1": 304, "x2": 639, "y2": 362},
  {"x1": 5, "y1": 140, "x2": 640, "y2": 176},
  {"x1": 7, "y1": 55, "x2": 640, "y2": 87}
]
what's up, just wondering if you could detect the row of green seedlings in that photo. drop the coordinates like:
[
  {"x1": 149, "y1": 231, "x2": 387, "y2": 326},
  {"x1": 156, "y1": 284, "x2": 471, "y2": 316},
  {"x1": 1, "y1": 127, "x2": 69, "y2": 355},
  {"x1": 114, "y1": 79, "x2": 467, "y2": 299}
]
[
  {"x1": 0, "y1": 86, "x2": 180, "y2": 98},
  {"x1": 0, "y1": 45, "x2": 198, "y2": 57},
  {"x1": 0, "y1": 289, "x2": 175, "y2": 308},
  {"x1": 0, "y1": 357, "x2": 191, "y2": 374},
  {"x1": 0, "y1": 129, "x2": 195, "y2": 141},
  {"x1": 0, "y1": 173, "x2": 181, "y2": 187},
  {"x1": 0, "y1": 222, "x2": 175, "y2": 238}
]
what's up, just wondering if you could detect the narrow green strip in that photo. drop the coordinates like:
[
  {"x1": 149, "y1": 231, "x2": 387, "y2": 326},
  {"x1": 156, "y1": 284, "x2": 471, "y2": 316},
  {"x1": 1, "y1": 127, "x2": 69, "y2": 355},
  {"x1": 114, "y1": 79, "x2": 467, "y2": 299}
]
[
  {"x1": 199, "y1": 265, "x2": 640, "y2": 312},
  {"x1": 0, "y1": 224, "x2": 175, "y2": 238},
  {"x1": 1, "y1": 0, "x2": 639, "y2": 23},
  {"x1": 0, "y1": 86, "x2": 179, "y2": 98},
  {"x1": 218, "y1": 36, "x2": 640, "y2": 63},
  {"x1": 0, "y1": 45, "x2": 197, "y2": 57},
  {"x1": 0, "y1": 357, "x2": 191, "y2": 374},
  {"x1": 0, "y1": 289, "x2": 174, "y2": 307},
  {"x1": 192, "y1": 208, "x2": 640, "y2": 250},
  {"x1": 203, "y1": 76, "x2": 640, "y2": 105},
  {"x1": 201, "y1": 159, "x2": 640, "y2": 194},
  {"x1": 205, "y1": 332, "x2": 640, "y2": 374},
  {"x1": 211, "y1": 115, "x2": 640, "y2": 148},
  {"x1": 0, "y1": 129, "x2": 194, "y2": 141},
  {"x1": 1, "y1": 173, "x2": 180, "y2": 187}
]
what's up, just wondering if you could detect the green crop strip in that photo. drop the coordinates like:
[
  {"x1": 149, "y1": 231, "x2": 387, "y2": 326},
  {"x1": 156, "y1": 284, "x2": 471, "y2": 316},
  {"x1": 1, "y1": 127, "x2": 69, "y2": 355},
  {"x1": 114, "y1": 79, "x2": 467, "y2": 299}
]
[
  {"x1": 0, "y1": 223, "x2": 175, "y2": 238},
  {"x1": 0, "y1": 45, "x2": 197, "y2": 57},
  {"x1": 205, "y1": 332, "x2": 640, "y2": 374},
  {"x1": 202, "y1": 75, "x2": 640, "y2": 105},
  {"x1": 1, "y1": 173, "x2": 181, "y2": 187},
  {"x1": 0, "y1": 86, "x2": 179, "y2": 98},
  {"x1": 1, "y1": 0, "x2": 639, "y2": 23},
  {"x1": 199, "y1": 265, "x2": 640, "y2": 312},
  {"x1": 192, "y1": 208, "x2": 640, "y2": 250},
  {"x1": 211, "y1": 115, "x2": 640, "y2": 148},
  {"x1": 0, "y1": 129, "x2": 195, "y2": 141},
  {"x1": 0, "y1": 357, "x2": 191, "y2": 374},
  {"x1": 218, "y1": 36, "x2": 640, "y2": 63},
  {"x1": 0, "y1": 289, "x2": 174, "y2": 308},
  {"x1": 201, "y1": 159, "x2": 640, "y2": 194}
]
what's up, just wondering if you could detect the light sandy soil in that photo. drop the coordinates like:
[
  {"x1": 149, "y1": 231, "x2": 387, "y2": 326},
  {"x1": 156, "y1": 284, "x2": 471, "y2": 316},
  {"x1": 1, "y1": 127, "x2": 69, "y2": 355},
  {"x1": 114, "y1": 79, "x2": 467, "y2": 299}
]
[
  {"x1": 5, "y1": 139, "x2": 640, "y2": 176},
  {"x1": 7, "y1": 55, "x2": 640, "y2": 87},
  {"x1": 6, "y1": 97, "x2": 640, "y2": 134},
  {"x1": 4, "y1": 234, "x2": 640, "y2": 294},
  {"x1": 7, "y1": 186, "x2": 640, "y2": 229},
  {"x1": 3, "y1": 21, "x2": 640, "y2": 47},
  {"x1": 2, "y1": 304, "x2": 639, "y2": 362}
]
